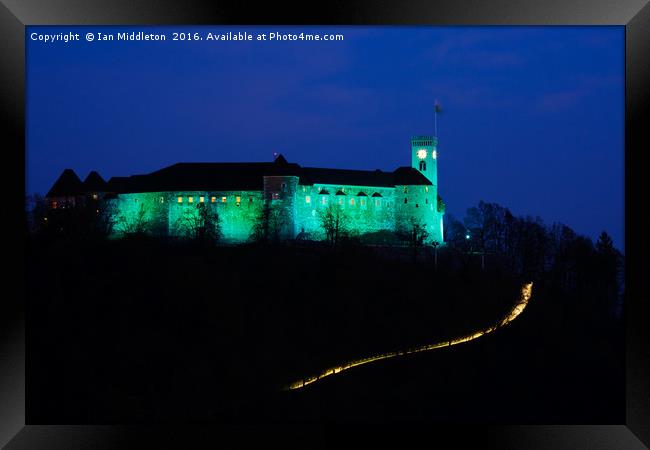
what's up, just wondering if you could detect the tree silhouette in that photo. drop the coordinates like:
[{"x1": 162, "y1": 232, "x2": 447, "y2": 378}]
[
  {"x1": 175, "y1": 202, "x2": 222, "y2": 243},
  {"x1": 250, "y1": 202, "x2": 287, "y2": 243},
  {"x1": 117, "y1": 203, "x2": 150, "y2": 236},
  {"x1": 318, "y1": 203, "x2": 349, "y2": 246},
  {"x1": 403, "y1": 217, "x2": 429, "y2": 262}
]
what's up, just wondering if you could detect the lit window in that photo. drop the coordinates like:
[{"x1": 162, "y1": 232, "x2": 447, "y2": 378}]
[
  {"x1": 338, "y1": 197, "x2": 344, "y2": 205},
  {"x1": 432, "y1": 150, "x2": 437, "y2": 159},
  {"x1": 350, "y1": 198, "x2": 355, "y2": 206},
  {"x1": 236, "y1": 196, "x2": 241, "y2": 206},
  {"x1": 272, "y1": 193, "x2": 280, "y2": 200},
  {"x1": 360, "y1": 198, "x2": 366, "y2": 206},
  {"x1": 178, "y1": 196, "x2": 183, "y2": 203},
  {"x1": 321, "y1": 196, "x2": 328, "y2": 205},
  {"x1": 305, "y1": 196, "x2": 311, "y2": 204},
  {"x1": 211, "y1": 197, "x2": 216, "y2": 203},
  {"x1": 92, "y1": 194, "x2": 98, "y2": 200},
  {"x1": 160, "y1": 196, "x2": 164, "y2": 203},
  {"x1": 199, "y1": 196, "x2": 204, "y2": 203},
  {"x1": 425, "y1": 186, "x2": 429, "y2": 192},
  {"x1": 189, "y1": 197, "x2": 194, "y2": 203},
  {"x1": 222, "y1": 196, "x2": 227, "y2": 203},
  {"x1": 52, "y1": 201, "x2": 58, "y2": 209},
  {"x1": 403, "y1": 187, "x2": 408, "y2": 193}
]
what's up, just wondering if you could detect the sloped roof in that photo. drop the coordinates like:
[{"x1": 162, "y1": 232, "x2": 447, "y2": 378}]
[
  {"x1": 301, "y1": 166, "x2": 431, "y2": 188},
  {"x1": 78, "y1": 155, "x2": 433, "y2": 195},
  {"x1": 300, "y1": 167, "x2": 394, "y2": 187},
  {"x1": 274, "y1": 153, "x2": 289, "y2": 164},
  {"x1": 392, "y1": 167, "x2": 432, "y2": 186},
  {"x1": 46, "y1": 169, "x2": 83, "y2": 197},
  {"x1": 82, "y1": 171, "x2": 107, "y2": 191},
  {"x1": 106, "y1": 156, "x2": 301, "y2": 193}
]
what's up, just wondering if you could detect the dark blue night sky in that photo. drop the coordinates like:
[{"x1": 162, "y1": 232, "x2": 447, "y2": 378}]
[{"x1": 26, "y1": 26, "x2": 624, "y2": 250}]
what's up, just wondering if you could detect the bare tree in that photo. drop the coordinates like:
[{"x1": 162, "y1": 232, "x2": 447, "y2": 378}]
[
  {"x1": 117, "y1": 203, "x2": 150, "y2": 236},
  {"x1": 175, "y1": 203, "x2": 222, "y2": 243},
  {"x1": 250, "y1": 202, "x2": 287, "y2": 243},
  {"x1": 318, "y1": 203, "x2": 349, "y2": 246},
  {"x1": 406, "y1": 217, "x2": 429, "y2": 262},
  {"x1": 26, "y1": 193, "x2": 47, "y2": 235},
  {"x1": 95, "y1": 199, "x2": 118, "y2": 237}
]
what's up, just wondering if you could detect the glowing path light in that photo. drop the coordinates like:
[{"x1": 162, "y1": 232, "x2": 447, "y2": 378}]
[{"x1": 284, "y1": 282, "x2": 533, "y2": 391}]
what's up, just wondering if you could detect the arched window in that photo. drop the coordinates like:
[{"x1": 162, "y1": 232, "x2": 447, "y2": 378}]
[{"x1": 419, "y1": 161, "x2": 426, "y2": 171}]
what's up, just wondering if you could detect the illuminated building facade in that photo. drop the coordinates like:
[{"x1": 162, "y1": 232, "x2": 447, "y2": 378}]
[{"x1": 45, "y1": 136, "x2": 445, "y2": 243}]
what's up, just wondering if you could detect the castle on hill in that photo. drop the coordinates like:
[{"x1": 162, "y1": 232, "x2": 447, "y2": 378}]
[{"x1": 45, "y1": 136, "x2": 445, "y2": 244}]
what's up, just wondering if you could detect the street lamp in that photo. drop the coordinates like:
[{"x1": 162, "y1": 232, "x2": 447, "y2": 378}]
[{"x1": 432, "y1": 240, "x2": 440, "y2": 271}]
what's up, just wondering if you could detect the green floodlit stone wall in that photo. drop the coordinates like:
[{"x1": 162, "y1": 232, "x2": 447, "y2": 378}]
[
  {"x1": 293, "y1": 184, "x2": 395, "y2": 240},
  {"x1": 282, "y1": 182, "x2": 444, "y2": 243},
  {"x1": 109, "y1": 183, "x2": 444, "y2": 244},
  {"x1": 393, "y1": 184, "x2": 443, "y2": 242},
  {"x1": 110, "y1": 191, "x2": 265, "y2": 242},
  {"x1": 110, "y1": 192, "x2": 169, "y2": 236}
]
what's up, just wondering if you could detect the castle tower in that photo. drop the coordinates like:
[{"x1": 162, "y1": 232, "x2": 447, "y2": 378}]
[
  {"x1": 410, "y1": 135, "x2": 444, "y2": 244},
  {"x1": 410, "y1": 135, "x2": 438, "y2": 186}
]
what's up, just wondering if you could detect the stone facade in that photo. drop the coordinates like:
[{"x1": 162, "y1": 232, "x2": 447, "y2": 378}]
[{"x1": 47, "y1": 136, "x2": 446, "y2": 244}]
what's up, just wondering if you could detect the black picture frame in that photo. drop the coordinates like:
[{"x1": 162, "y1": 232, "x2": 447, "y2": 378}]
[{"x1": 2, "y1": 1, "x2": 648, "y2": 448}]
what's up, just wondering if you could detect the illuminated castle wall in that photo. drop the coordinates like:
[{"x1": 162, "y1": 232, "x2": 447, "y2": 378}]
[{"x1": 45, "y1": 136, "x2": 445, "y2": 244}]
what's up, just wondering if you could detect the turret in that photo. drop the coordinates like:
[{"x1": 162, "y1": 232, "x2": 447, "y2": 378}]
[
  {"x1": 410, "y1": 135, "x2": 438, "y2": 187},
  {"x1": 410, "y1": 135, "x2": 444, "y2": 244}
]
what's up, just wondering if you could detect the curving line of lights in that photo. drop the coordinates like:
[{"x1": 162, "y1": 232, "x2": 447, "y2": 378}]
[{"x1": 284, "y1": 282, "x2": 533, "y2": 391}]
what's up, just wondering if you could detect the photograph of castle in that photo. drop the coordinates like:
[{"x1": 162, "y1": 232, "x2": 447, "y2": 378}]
[
  {"x1": 24, "y1": 25, "x2": 624, "y2": 427},
  {"x1": 45, "y1": 137, "x2": 445, "y2": 244}
]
